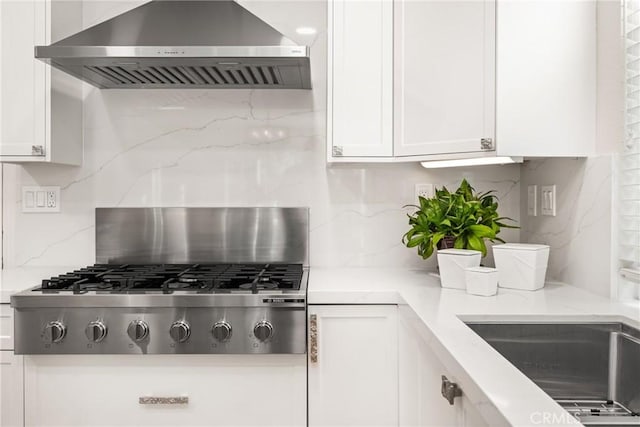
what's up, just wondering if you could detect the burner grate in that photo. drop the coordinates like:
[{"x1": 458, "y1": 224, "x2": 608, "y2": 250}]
[
  {"x1": 217, "y1": 264, "x2": 302, "y2": 292},
  {"x1": 37, "y1": 263, "x2": 303, "y2": 294}
]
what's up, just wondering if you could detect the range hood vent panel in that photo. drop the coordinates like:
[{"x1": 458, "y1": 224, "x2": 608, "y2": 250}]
[{"x1": 36, "y1": 0, "x2": 311, "y2": 89}]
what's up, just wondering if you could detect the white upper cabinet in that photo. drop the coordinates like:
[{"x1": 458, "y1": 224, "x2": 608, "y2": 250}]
[
  {"x1": 327, "y1": 0, "x2": 597, "y2": 163},
  {"x1": 327, "y1": 0, "x2": 393, "y2": 160},
  {"x1": 0, "y1": 0, "x2": 46, "y2": 158},
  {"x1": 394, "y1": 0, "x2": 496, "y2": 158},
  {"x1": 496, "y1": 0, "x2": 596, "y2": 157},
  {"x1": 0, "y1": 0, "x2": 83, "y2": 164}
]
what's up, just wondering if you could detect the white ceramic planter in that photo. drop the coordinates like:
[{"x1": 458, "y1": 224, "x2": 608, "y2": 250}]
[
  {"x1": 465, "y1": 267, "x2": 499, "y2": 296},
  {"x1": 493, "y1": 243, "x2": 550, "y2": 291},
  {"x1": 437, "y1": 249, "x2": 482, "y2": 289}
]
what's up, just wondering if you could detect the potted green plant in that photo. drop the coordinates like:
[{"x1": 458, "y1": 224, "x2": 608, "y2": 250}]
[{"x1": 402, "y1": 179, "x2": 517, "y2": 259}]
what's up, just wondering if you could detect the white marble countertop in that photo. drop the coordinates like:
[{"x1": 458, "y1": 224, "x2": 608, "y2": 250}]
[
  {"x1": 3, "y1": 266, "x2": 638, "y2": 426},
  {"x1": 308, "y1": 268, "x2": 640, "y2": 427}
]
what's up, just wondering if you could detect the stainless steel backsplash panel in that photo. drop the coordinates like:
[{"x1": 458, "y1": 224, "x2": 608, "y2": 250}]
[{"x1": 96, "y1": 207, "x2": 309, "y2": 265}]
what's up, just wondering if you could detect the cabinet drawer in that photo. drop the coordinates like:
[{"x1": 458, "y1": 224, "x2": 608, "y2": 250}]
[
  {"x1": 0, "y1": 304, "x2": 14, "y2": 350},
  {"x1": 25, "y1": 354, "x2": 306, "y2": 427}
]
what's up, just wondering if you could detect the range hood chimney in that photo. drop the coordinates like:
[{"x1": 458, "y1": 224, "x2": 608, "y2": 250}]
[{"x1": 35, "y1": 0, "x2": 311, "y2": 89}]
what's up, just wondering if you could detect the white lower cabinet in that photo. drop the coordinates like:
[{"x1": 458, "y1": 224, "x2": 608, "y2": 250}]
[
  {"x1": 1, "y1": 351, "x2": 24, "y2": 427},
  {"x1": 308, "y1": 305, "x2": 399, "y2": 427},
  {"x1": 0, "y1": 304, "x2": 15, "y2": 351},
  {"x1": 1, "y1": 303, "x2": 23, "y2": 427},
  {"x1": 23, "y1": 354, "x2": 306, "y2": 427},
  {"x1": 399, "y1": 307, "x2": 488, "y2": 427}
]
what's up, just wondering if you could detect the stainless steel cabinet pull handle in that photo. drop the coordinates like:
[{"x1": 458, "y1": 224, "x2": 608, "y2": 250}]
[
  {"x1": 139, "y1": 396, "x2": 189, "y2": 405},
  {"x1": 441, "y1": 375, "x2": 462, "y2": 405},
  {"x1": 309, "y1": 314, "x2": 318, "y2": 363}
]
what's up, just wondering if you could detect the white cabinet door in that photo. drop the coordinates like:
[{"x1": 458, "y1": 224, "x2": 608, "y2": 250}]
[
  {"x1": 0, "y1": 0, "x2": 82, "y2": 164},
  {"x1": 328, "y1": 0, "x2": 393, "y2": 160},
  {"x1": 496, "y1": 0, "x2": 596, "y2": 157},
  {"x1": 308, "y1": 305, "x2": 398, "y2": 427},
  {"x1": 24, "y1": 354, "x2": 306, "y2": 427},
  {"x1": 394, "y1": 0, "x2": 496, "y2": 158},
  {"x1": 1, "y1": 351, "x2": 24, "y2": 427},
  {"x1": 0, "y1": 0, "x2": 47, "y2": 158},
  {"x1": 399, "y1": 307, "x2": 488, "y2": 427}
]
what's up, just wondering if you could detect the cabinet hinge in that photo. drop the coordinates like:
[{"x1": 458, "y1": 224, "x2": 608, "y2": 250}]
[
  {"x1": 332, "y1": 146, "x2": 343, "y2": 157},
  {"x1": 480, "y1": 138, "x2": 493, "y2": 150},
  {"x1": 31, "y1": 145, "x2": 45, "y2": 156}
]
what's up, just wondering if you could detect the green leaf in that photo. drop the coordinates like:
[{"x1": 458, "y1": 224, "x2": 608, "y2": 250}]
[
  {"x1": 467, "y1": 233, "x2": 487, "y2": 256},
  {"x1": 406, "y1": 235, "x2": 424, "y2": 248},
  {"x1": 431, "y1": 232, "x2": 445, "y2": 247},
  {"x1": 423, "y1": 243, "x2": 434, "y2": 259},
  {"x1": 468, "y1": 224, "x2": 495, "y2": 239}
]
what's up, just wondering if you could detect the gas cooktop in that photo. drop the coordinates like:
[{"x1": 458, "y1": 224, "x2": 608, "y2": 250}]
[
  {"x1": 38, "y1": 263, "x2": 303, "y2": 294},
  {"x1": 12, "y1": 207, "x2": 309, "y2": 355}
]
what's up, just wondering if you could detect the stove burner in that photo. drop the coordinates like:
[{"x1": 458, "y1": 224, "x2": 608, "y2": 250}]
[
  {"x1": 37, "y1": 263, "x2": 303, "y2": 294},
  {"x1": 239, "y1": 281, "x2": 278, "y2": 291}
]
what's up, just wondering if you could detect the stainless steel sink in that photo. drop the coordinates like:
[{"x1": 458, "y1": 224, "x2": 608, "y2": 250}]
[{"x1": 465, "y1": 322, "x2": 640, "y2": 426}]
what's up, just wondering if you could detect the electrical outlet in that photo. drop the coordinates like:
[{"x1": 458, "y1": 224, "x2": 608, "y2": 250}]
[
  {"x1": 541, "y1": 185, "x2": 556, "y2": 216},
  {"x1": 22, "y1": 186, "x2": 60, "y2": 213},
  {"x1": 415, "y1": 183, "x2": 434, "y2": 200},
  {"x1": 46, "y1": 190, "x2": 56, "y2": 208}
]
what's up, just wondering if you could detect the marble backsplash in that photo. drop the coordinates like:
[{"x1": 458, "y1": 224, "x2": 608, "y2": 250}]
[
  {"x1": 520, "y1": 157, "x2": 613, "y2": 297},
  {"x1": 1, "y1": 0, "x2": 521, "y2": 270}
]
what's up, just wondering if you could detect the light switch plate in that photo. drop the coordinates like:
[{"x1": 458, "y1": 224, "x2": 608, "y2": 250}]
[
  {"x1": 541, "y1": 185, "x2": 556, "y2": 216},
  {"x1": 22, "y1": 186, "x2": 60, "y2": 213},
  {"x1": 527, "y1": 185, "x2": 537, "y2": 216}
]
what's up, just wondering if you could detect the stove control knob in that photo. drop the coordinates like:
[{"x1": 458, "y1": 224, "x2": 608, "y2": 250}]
[
  {"x1": 127, "y1": 320, "x2": 149, "y2": 342},
  {"x1": 211, "y1": 321, "x2": 232, "y2": 342},
  {"x1": 169, "y1": 321, "x2": 191, "y2": 343},
  {"x1": 85, "y1": 320, "x2": 107, "y2": 343},
  {"x1": 253, "y1": 321, "x2": 273, "y2": 342},
  {"x1": 42, "y1": 321, "x2": 66, "y2": 343}
]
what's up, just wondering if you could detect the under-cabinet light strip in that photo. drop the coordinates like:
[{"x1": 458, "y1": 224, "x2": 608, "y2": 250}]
[{"x1": 420, "y1": 156, "x2": 523, "y2": 169}]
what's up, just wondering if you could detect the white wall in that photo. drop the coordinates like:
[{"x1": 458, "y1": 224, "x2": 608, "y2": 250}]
[
  {"x1": 1, "y1": 0, "x2": 520, "y2": 270},
  {"x1": 520, "y1": 157, "x2": 613, "y2": 297}
]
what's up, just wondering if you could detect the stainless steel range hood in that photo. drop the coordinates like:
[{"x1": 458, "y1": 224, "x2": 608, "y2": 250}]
[{"x1": 35, "y1": 0, "x2": 311, "y2": 89}]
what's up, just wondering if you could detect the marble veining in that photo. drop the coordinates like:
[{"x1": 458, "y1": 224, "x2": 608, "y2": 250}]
[
  {"x1": 520, "y1": 157, "x2": 613, "y2": 297},
  {"x1": 1, "y1": 0, "x2": 520, "y2": 269}
]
